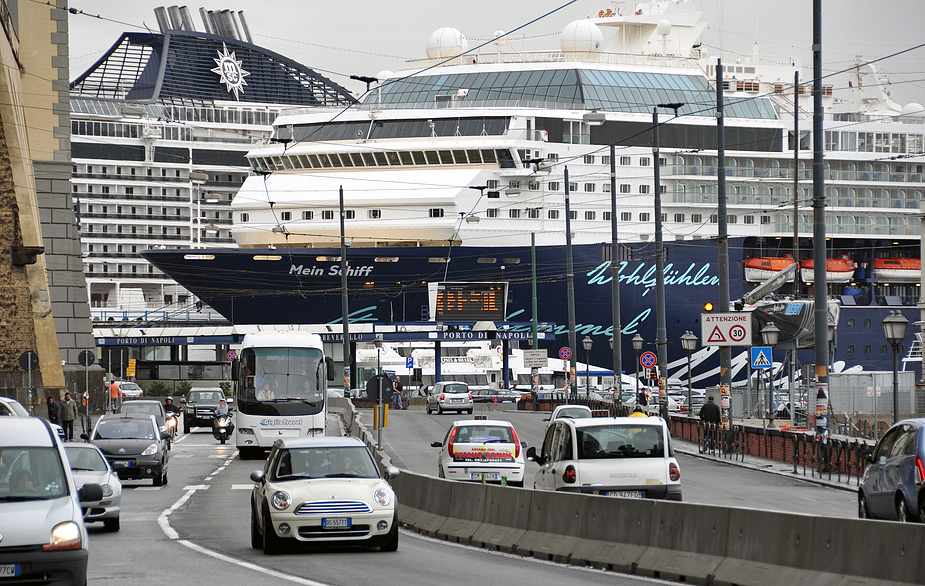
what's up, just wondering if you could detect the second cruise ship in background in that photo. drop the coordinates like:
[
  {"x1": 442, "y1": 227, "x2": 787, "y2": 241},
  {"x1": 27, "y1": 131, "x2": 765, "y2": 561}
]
[{"x1": 140, "y1": 0, "x2": 925, "y2": 383}]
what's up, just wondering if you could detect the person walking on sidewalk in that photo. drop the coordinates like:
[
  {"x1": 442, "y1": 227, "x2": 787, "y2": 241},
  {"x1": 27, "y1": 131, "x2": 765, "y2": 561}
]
[
  {"x1": 46, "y1": 395, "x2": 59, "y2": 426},
  {"x1": 698, "y1": 395, "x2": 721, "y2": 453},
  {"x1": 60, "y1": 392, "x2": 78, "y2": 442},
  {"x1": 391, "y1": 376, "x2": 404, "y2": 410}
]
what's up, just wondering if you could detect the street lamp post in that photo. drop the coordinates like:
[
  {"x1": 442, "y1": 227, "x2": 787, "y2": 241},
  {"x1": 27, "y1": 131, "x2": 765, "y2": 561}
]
[
  {"x1": 680, "y1": 331, "x2": 698, "y2": 417},
  {"x1": 582, "y1": 336, "x2": 593, "y2": 397},
  {"x1": 882, "y1": 310, "x2": 909, "y2": 425},
  {"x1": 632, "y1": 334, "x2": 644, "y2": 406},
  {"x1": 761, "y1": 322, "x2": 780, "y2": 427}
]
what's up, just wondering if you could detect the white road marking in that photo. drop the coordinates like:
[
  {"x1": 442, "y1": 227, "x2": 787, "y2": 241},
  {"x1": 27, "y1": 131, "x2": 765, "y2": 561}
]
[
  {"x1": 176, "y1": 539, "x2": 329, "y2": 585},
  {"x1": 183, "y1": 484, "x2": 210, "y2": 490},
  {"x1": 134, "y1": 486, "x2": 161, "y2": 491},
  {"x1": 231, "y1": 484, "x2": 253, "y2": 490},
  {"x1": 171, "y1": 454, "x2": 193, "y2": 458}
]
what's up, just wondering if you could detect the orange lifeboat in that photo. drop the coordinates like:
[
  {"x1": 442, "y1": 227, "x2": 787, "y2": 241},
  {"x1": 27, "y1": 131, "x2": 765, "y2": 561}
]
[
  {"x1": 873, "y1": 258, "x2": 921, "y2": 283},
  {"x1": 800, "y1": 257, "x2": 856, "y2": 284},
  {"x1": 743, "y1": 257, "x2": 797, "y2": 283}
]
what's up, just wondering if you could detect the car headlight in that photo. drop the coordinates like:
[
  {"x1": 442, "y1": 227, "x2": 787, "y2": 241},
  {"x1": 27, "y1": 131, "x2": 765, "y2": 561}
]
[
  {"x1": 271, "y1": 490, "x2": 291, "y2": 511},
  {"x1": 373, "y1": 487, "x2": 393, "y2": 507},
  {"x1": 43, "y1": 521, "x2": 81, "y2": 551},
  {"x1": 141, "y1": 443, "x2": 158, "y2": 456},
  {"x1": 101, "y1": 484, "x2": 114, "y2": 497}
]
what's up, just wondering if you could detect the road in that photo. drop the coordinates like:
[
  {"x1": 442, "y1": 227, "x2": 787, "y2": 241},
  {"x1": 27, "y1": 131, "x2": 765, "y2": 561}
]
[{"x1": 84, "y1": 409, "x2": 858, "y2": 584}]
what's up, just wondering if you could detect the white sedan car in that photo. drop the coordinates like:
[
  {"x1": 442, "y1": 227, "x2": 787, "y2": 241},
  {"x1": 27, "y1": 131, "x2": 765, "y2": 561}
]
[
  {"x1": 425, "y1": 381, "x2": 473, "y2": 415},
  {"x1": 63, "y1": 443, "x2": 123, "y2": 531},
  {"x1": 431, "y1": 419, "x2": 527, "y2": 487},
  {"x1": 249, "y1": 436, "x2": 400, "y2": 554}
]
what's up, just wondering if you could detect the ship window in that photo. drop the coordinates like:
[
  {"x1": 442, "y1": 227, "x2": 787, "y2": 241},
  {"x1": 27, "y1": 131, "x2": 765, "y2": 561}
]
[
  {"x1": 322, "y1": 210, "x2": 335, "y2": 220},
  {"x1": 368, "y1": 210, "x2": 381, "y2": 219},
  {"x1": 584, "y1": 155, "x2": 595, "y2": 164},
  {"x1": 603, "y1": 184, "x2": 611, "y2": 193},
  {"x1": 847, "y1": 319, "x2": 855, "y2": 327},
  {"x1": 863, "y1": 345, "x2": 871, "y2": 354},
  {"x1": 527, "y1": 209, "x2": 540, "y2": 219},
  {"x1": 425, "y1": 151, "x2": 440, "y2": 165},
  {"x1": 296, "y1": 155, "x2": 310, "y2": 168},
  {"x1": 318, "y1": 154, "x2": 333, "y2": 168},
  {"x1": 428, "y1": 257, "x2": 449, "y2": 263},
  {"x1": 350, "y1": 153, "x2": 365, "y2": 167},
  {"x1": 584, "y1": 183, "x2": 595, "y2": 192},
  {"x1": 240, "y1": 213, "x2": 249, "y2": 222},
  {"x1": 328, "y1": 154, "x2": 344, "y2": 167},
  {"x1": 386, "y1": 152, "x2": 401, "y2": 165},
  {"x1": 438, "y1": 151, "x2": 454, "y2": 164},
  {"x1": 864, "y1": 319, "x2": 871, "y2": 327},
  {"x1": 362, "y1": 152, "x2": 377, "y2": 166},
  {"x1": 585, "y1": 211, "x2": 595, "y2": 220},
  {"x1": 399, "y1": 152, "x2": 414, "y2": 165},
  {"x1": 621, "y1": 212, "x2": 631, "y2": 221},
  {"x1": 743, "y1": 215, "x2": 754, "y2": 224},
  {"x1": 477, "y1": 258, "x2": 497, "y2": 264},
  {"x1": 281, "y1": 212, "x2": 291, "y2": 221},
  {"x1": 373, "y1": 152, "x2": 388, "y2": 166},
  {"x1": 548, "y1": 210, "x2": 559, "y2": 219},
  {"x1": 412, "y1": 151, "x2": 426, "y2": 165},
  {"x1": 453, "y1": 150, "x2": 468, "y2": 163},
  {"x1": 727, "y1": 215, "x2": 737, "y2": 224},
  {"x1": 509, "y1": 209, "x2": 521, "y2": 219},
  {"x1": 549, "y1": 182, "x2": 560, "y2": 191},
  {"x1": 620, "y1": 184, "x2": 631, "y2": 193},
  {"x1": 429, "y1": 208, "x2": 444, "y2": 218},
  {"x1": 306, "y1": 154, "x2": 321, "y2": 168},
  {"x1": 302, "y1": 211, "x2": 313, "y2": 220},
  {"x1": 466, "y1": 150, "x2": 482, "y2": 164},
  {"x1": 487, "y1": 208, "x2": 498, "y2": 218},
  {"x1": 640, "y1": 213, "x2": 650, "y2": 222},
  {"x1": 502, "y1": 258, "x2": 521, "y2": 264},
  {"x1": 481, "y1": 150, "x2": 497, "y2": 164},
  {"x1": 674, "y1": 214, "x2": 685, "y2": 223},
  {"x1": 846, "y1": 346, "x2": 854, "y2": 355},
  {"x1": 639, "y1": 157, "x2": 651, "y2": 167},
  {"x1": 528, "y1": 181, "x2": 540, "y2": 191},
  {"x1": 253, "y1": 255, "x2": 282, "y2": 261},
  {"x1": 639, "y1": 185, "x2": 649, "y2": 194},
  {"x1": 620, "y1": 157, "x2": 631, "y2": 166},
  {"x1": 761, "y1": 215, "x2": 771, "y2": 224},
  {"x1": 691, "y1": 214, "x2": 702, "y2": 223},
  {"x1": 345, "y1": 210, "x2": 355, "y2": 219},
  {"x1": 487, "y1": 191, "x2": 500, "y2": 199},
  {"x1": 374, "y1": 257, "x2": 399, "y2": 262}
]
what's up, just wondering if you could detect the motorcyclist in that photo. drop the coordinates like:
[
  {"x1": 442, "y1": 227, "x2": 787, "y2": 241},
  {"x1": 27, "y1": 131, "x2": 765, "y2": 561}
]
[
  {"x1": 164, "y1": 396, "x2": 182, "y2": 415},
  {"x1": 215, "y1": 399, "x2": 229, "y2": 417},
  {"x1": 212, "y1": 399, "x2": 234, "y2": 443}
]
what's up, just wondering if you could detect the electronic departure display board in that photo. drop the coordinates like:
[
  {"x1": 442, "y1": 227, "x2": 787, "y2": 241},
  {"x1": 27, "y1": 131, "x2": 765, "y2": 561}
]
[{"x1": 433, "y1": 282, "x2": 507, "y2": 321}]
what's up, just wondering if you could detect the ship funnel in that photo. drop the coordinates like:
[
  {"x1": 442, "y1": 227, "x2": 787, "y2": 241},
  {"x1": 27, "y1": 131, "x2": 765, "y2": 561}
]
[
  {"x1": 153, "y1": 7, "x2": 170, "y2": 34},
  {"x1": 237, "y1": 12, "x2": 253, "y2": 44},
  {"x1": 178, "y1": 6, "x2": 196, "y2": 31},
  {"x1": 167, "y1": 6, "x2": 184, "y2": 31}
]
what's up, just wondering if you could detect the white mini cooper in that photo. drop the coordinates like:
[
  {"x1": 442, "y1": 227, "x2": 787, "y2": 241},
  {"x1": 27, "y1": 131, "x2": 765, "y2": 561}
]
[{"x1": 250, "y1": 436, "x2": 400, "y2": 554}]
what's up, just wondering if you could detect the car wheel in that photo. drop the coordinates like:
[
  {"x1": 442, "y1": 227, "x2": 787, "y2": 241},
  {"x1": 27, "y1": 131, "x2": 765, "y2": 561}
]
[
  {"x1": 437, "y1": 405, "x2": 443, "y2": 415},
  {"x1": 262, "y1": 503, "x2": 283, "y2": 554},
  {"x1": 897, "y1": 496, "x2": 911, "y2": 522},
  {"x1": 220, "y1": 436, "x2": 226, "y2": 445},
  {"x1": 184, "y1": 422, "x2": 191, "y2": 434},
  {"x1": 426, "y1": 404, "x2": 432, "y2": 414},
  {"x1": 153, "y1": 468, "x2": 164, "y2": 487},
  {"x1": 250, "y1": 503, "x2": 261, "y2": 549},
  {"x1": 438, "y1": 467, "x2": 445, "y2": 479},
  {"x1": 104, "y1": 516, "x2": 120, "y2": 532},
  {"x1": 858, "y1": 493, "x2": 870, "y2": 519},
  {"x1": 380, "y1": 513, "x2": 399, "y2": 552},
  {"x1": 466, "y1": 409, "x2": 473, "y2": 414}
]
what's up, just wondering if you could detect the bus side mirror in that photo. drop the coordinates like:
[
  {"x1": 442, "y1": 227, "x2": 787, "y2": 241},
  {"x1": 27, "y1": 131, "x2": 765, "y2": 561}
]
[
  {"x1": 326, "y1": 357, "x2": 336, "y2": 381},
  {"x1": 231, "y1": 358, "x2": 239, "y2": 381}
]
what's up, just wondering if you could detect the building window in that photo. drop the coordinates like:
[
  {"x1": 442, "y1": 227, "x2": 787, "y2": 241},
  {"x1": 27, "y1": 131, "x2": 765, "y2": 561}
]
[
  {"x1": 639, "y1": 213, "x2": 650, "y2": 222},
  {"x1": 302, "y1": 211, "x2": 313, "y2": 220},
  {"x1": 585, "y1": 211, "x2": 596, "y2": 220},
  {"x1": 429, "y1": 208, "x2": 444, "y2": 218},
  {"x1": 584, "y1": 183, "x2": 596, "y2": 192},
  {"x1": 322, "y1": 210, "x2": 335, "y2": 220},
  {"x1": 368, "y1": 209, "x2": 381, "y2": 219},
  {"x1": 548, "y1": 210, "x2": 559, "y2": 220}
]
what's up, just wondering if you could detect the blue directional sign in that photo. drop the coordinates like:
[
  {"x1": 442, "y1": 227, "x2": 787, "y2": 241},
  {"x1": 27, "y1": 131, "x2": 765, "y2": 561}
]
[{"x1": 751, "y1": 346, "x2": 773, "y2": 369}]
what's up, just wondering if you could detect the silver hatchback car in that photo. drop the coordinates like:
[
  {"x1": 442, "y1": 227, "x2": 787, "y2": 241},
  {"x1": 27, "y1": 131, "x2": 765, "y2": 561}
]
[
  {"x1": 859, "y1": 418, "x2": 925, "y2": 522},
  {"x1": 425, "y1": 381, "x2": 473, "y2": 415}
]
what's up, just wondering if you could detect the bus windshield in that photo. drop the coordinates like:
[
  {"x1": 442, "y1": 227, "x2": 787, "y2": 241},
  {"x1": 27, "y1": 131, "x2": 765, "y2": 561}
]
[{"x1": 240, "y1": 347, "x2": 324, "y2": 416}]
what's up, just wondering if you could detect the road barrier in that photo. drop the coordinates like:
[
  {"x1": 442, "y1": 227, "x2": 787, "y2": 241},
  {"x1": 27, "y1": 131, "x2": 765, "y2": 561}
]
[{"x1": 330, "y1": 398, "x2": 924, "y2": 585}]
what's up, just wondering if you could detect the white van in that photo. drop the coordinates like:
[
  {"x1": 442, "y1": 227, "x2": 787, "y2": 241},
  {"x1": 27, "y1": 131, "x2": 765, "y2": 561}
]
[
  {"x1": 527, "y1": 416, "x2": 682, "y2": 500},
  {"x1": 0, "y1": 417, "x2": 102, "y2": 583}
]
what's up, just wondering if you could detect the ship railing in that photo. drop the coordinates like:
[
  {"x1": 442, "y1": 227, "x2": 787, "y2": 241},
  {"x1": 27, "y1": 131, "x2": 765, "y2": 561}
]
[
  {"x1": 832, "y1": 112, "x2": 925, "y2": 125},
  {"x1": 91, "y1": 307, "x2": 229, "y2": 324},
  {"x1": 902, "y1": 333, "x2": 923, "y2": 365},
  {"x1": 406, "y1": 50, "x2": 703, "y2": 71}
]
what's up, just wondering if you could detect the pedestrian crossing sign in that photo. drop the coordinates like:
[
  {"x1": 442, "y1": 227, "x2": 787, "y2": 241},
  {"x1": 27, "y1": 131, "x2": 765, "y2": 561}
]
[{"x1": 750, "y1": 346, "x2": 773, "y2": 369}]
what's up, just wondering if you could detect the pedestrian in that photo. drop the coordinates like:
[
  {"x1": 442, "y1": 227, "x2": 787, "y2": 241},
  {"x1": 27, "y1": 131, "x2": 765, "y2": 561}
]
[
  {"x1": 391, "y1": 376, "x2": 404, "y2": 410},
  {"x1": 60, "y1": 391, "x2": 78, "y2": 442},
  {"x1": 698, "y1": 395, "x2": 722, "y2": 453},
  {"x1": 109, "y1": 380, "x2": 120, "y2": 413},
  {"x1": 46, "y1": 395, "x2": 59, "y2": 425}
]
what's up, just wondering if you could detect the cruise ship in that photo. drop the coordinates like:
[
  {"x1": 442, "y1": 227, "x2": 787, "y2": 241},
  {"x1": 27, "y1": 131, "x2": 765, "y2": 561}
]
[
  {"x1": 140, "y1": 1, "x2": 925, "y2": 384},
  {"x1": 70, "y1": 6, "x2": 354, "y2": 319}
]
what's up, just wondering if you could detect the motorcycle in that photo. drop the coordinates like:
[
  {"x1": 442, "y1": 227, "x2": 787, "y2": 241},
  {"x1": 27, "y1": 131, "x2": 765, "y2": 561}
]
[
  {"x1": 212, "y1": 412, "x2": 235, "y2": 444},
  {"x1": 165, "y1": 411, "x2": 179, "y2": 438}
]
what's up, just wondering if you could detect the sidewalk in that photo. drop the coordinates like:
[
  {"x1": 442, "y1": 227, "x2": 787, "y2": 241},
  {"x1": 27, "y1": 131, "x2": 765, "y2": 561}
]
[{"x1": 671, "y1": 435, "x2": 859, "y2": 492}]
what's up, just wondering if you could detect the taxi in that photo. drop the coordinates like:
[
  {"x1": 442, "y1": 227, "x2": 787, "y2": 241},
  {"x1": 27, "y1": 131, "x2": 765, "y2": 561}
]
[{"x1": 431, "y1": 418, "x2": 526, "y2": 487}]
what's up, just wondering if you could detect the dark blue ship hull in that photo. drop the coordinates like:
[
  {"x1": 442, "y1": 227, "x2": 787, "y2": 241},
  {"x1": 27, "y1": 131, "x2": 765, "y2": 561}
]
[{"x1": 141, "y1": 237, "x2": 921, "y2": 383}]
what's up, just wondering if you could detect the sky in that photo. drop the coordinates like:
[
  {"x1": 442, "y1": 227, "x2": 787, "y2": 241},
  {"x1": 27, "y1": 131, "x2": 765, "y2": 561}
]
[{"x1": 67, "y1": 0, "x2": 925, "y2": 106}]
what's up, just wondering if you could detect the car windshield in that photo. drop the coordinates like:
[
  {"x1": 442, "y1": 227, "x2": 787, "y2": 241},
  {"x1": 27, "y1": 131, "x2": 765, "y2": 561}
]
[
  {"x1": 577, "y1": 425, "x2": 664, "y2": 459},
  {"x1": 272, "y1": 446, "x2": 379, "y2": 480},
  {"x1": 120, "y1": 383, "x2": 142, "y2": 391},
  {"x1": 64, "y1": 446, "x2": 108, "y2": 472},
  {"x1": 189, "y1": 391, "x2": 224, "y2": 403},
  {"x1": 441, "y1": 384, "x2": 468, "y2": 394},
  {"x1": 0, "y1": 447, "x2": 68, "y2": 501},
  {"x1": 0, "y1": 399, "x2": 30, "y2": 417},
  {"x1": 556, "y1": 408, "x2": 591, "y2": 420},
  {"x1": 453, "y1": 425, "x2": 514, "y2": 444},
  {"x1": 93, "y1": 419, "x2": 156, "y2": 440},
  {"x1": 121, "y1": 403, "x2": 160, "y2": 416}
]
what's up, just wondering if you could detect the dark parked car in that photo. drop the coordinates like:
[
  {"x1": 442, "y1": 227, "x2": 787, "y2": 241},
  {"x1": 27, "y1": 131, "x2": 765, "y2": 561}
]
[
  {"x1": 84, "y1": 414, "x2": 169, "y2": 486},
  {"x1": 859, "y1": 418, "x2": 925, "y2": 522}
]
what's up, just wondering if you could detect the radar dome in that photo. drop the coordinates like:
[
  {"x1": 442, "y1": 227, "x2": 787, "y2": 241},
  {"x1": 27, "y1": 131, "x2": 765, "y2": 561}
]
[
  {"x1": 901, "y1": 102, "x2": 924, "y2": 117},
  {"x1": 426, "y1": 27, "x2": 469, "y2": 59},
  {"x1": 560, "y1": 20, "x2": 603, "y2": 53}
]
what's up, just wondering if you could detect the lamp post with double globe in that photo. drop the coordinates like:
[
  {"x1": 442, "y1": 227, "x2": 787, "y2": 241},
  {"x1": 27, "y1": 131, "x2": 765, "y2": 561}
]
[
  {"x1": 632, "y1": 334, "x2": 644, "y2": 406},
  {"x1": 882, "y1": 310, "x2": 909, "y2": 425},
  {"x1": 582, "y1": 336, "x2": 593, "y2": 397},
  {"x1": 760, "y1": 322, "x2": 780, "y2": 427},
  {"x1": 680, "y1": 331, "x2": 698, "y2": 417}
]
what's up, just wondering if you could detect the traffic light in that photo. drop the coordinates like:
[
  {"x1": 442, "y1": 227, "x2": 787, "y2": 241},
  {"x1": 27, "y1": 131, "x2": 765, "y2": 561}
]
[{"x1": 703, "y1": 302, "x2": 715, "y2": 312}]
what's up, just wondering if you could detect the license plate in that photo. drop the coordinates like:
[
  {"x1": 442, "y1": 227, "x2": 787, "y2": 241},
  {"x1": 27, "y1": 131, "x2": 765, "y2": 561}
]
[
  {"x1": 0, "y1": 565, "x2": 21, "y2": 578},
  {"x1": 470, "y1": 472, "x2": 500, "y2": 480},
  {"x1": 322, "y1": 517, "x2": 351, "y2": 529},
  {"x1": 115, "y1": 460, "x2": 132, "y2": 467},
  {"x1": 606, "y1": 490, "x2": 644, "y2": 498},
  {"x1": 451, "y1": 399, "x2": 463, "y2": 403}
]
